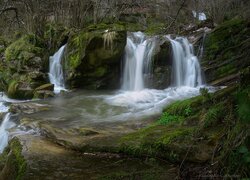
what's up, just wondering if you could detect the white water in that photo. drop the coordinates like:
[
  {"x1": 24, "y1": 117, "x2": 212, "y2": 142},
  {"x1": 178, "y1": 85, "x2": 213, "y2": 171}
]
[
  {"x1": 122, "y1": 32, "x2": 156, "y2": 91},
  {"x1": 105, "y1": 33, "x2": 205, "y2": 119},
  {"x1": 49, "y1": 45, "x2": 66, "y2": 93},
  {"x1": 168, "y1": 36, "x2": 203, "y2": 87},
  {"x1": 0, "y1": 113, "x2": 15, "y2": 153},
  {"x1": 192, "y1": 11, "x2": 207, "y2": 21}
]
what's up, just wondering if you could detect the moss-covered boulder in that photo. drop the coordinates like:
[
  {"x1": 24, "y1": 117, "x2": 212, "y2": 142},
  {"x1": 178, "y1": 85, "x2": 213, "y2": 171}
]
[
  {"x1": 0, "y1": 138, "x2": 27, "y2": 180},
  {"x1": 7, "y1": 81, "x2": 34, "y2": 100},
  {"x1": 202, "y1": 18, "x2": 250, "y2": 85},
  {"x1": 0, "y1": 34, "x2": 51, "y2": 99},
  {"x1": 65, "y1": 23, "x2": 127, "y2": 89},
  {"x1": 35, "y1": 83, "x2": 54, "y2": 91},
  {"x1": 5, "y1": 34, "x2": 45, "y2": 64},
  {"x1": 33, "y1": 90, "x2": 55, "y2": 99}
]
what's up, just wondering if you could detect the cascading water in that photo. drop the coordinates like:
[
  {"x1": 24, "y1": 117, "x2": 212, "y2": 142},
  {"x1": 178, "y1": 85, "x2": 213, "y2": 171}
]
[
  {"x1": 108, "y1": 33, "x2": 205, "y2": 114},
  {"x1": 122, "y1": 32, "x2": 156, "y2": 91},
  {"x1": 168, "y1": 36, "x2": 203, "y2": 87},
  {"x1": 0, "y1": 113, "x2": 14, "y2": 153},
  {"x1": 49, "y1": 45, "x2": 66, "y2": 93}
]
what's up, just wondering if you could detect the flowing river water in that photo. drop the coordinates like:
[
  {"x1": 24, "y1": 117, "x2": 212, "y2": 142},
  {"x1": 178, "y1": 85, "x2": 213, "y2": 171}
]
[{"x1": 0, "y1": 32, "x2": 215, "y2": 155}]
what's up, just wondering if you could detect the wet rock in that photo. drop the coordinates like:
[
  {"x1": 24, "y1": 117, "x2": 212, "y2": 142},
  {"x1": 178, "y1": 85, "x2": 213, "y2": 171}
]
[
  {"x1": 65, "y1": 23, "x2": 127, "y2": 89},
  {"x1": 201, "y1": 18, "x2": 250, "y2": 86},
  {"x1": 35, "y1": 84, "x2": 54, "y2": 91},
  {"x1": 33, "y1": 90, "x2": 55, "y2": 99},
  {"x1": 0, "y1": 138, "x2": 26, "y2": 180},
  {"x1": 0, "y1": 135, "x2": 178, "y2": 179},
  {"x1": 7, "y1": 81, "x2": 34, "y2": 100},
  {"x1": 9, "y1": 103, "x2": 51, "y2": 114},
  {"x1": 147, "y1": 39, "x2": 172, "y2": 89},
  {"x1": 1, "y1": 34, "x2": 48, "y2": 100}
]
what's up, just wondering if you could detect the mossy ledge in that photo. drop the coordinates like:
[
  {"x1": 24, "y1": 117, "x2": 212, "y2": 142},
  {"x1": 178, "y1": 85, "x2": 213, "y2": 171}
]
[
  {"x1": 202, "y1": 18, "x2": 250, "y2": 85},
  {"x1": 0, "y1": 138, "x2": 27, "y2": 180}
]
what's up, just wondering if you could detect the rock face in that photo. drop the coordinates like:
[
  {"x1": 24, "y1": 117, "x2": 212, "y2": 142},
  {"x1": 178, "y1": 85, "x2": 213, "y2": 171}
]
[
  {"x1": 65, "y1": 24, "x2": 127, "y2": 89},
  {"x1": 0, "y1": 34, "x2": 49, "y2": 99},
  {"x1": 202, "y1": 18, "x2": 250, "y2": 86},
  {"x1": 149, "y1": 39, "x2": 172, "y2": 89}
]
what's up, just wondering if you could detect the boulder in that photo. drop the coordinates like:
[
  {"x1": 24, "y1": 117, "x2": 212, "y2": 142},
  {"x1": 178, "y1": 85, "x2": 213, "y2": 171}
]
[
  {"x1": 64, "y1": 23, "x2": 127, "y2": 89},
  {"x1": 35, "y1": 83, "x2": 54, "y2": 91},
  {"x1": 33, "y1": 90, "x2": 55, "y2": 99},
  {"x1": 1, "y1": 34, "x2": 49, "y2": 99},
  {"x1": 7, "y1": 81, "x2": 34, "y2": 100}
]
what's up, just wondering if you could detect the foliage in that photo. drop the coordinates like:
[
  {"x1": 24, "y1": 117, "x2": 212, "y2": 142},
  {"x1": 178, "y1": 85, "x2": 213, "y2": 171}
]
[
  {"x1": 157, "y1": 112, "x2": 182, "y2": 125},
  {"x1": 236, "y1": 88, "x2": 250, "y2": 123},
  {"x1": 5, "y1": 34, "x2": 44, "y2": 62},
  {"x1": 203, "y1": 103, "x2": 225, "y2": 128}
]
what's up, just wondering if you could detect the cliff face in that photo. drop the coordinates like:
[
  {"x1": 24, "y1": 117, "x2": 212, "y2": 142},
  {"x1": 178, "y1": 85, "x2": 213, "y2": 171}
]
[{"x1": 202, "y1": 18, "x2": 250, "y2": 86}]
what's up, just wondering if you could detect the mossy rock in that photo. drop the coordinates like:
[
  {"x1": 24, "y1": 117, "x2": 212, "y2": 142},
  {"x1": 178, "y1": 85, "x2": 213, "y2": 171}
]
[
  {"x1": 43, "y1": 23, "x2": 71, "y2": 53},
  {"x1": 0, "y1": 138, "x2": 27, "y2": 180},
  {"x1": 35, "y1": 83, "x2": 54, "y2": 91},
  {"x1": 7, "y1": 81, "x2": 34, "y2": 100},
  {"x1": 1, "y1": 34, "x2": 49, "y2": 99},
  {"x1": 202, "y1": 18, "x2": 250, "y2": 85},
  {"x1": 65, "y1": 23, "x2": 127, "y2": 89},
  {"x1": 33, "y1": 90, "x2": 55, "y2": 99},
  {"x1": 5, "y1": 34, "x2": 45, "y2": 62}
]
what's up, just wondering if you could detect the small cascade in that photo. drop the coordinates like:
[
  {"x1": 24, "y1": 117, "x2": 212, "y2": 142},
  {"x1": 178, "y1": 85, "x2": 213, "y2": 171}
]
[
  {"x1": 49, "y1": 45, "x2": 66, "y2": 93},
  {"x1": 197, "y1": 33, "x2": 206, "y2": 60},
  {"x1": 122, "y1": 32, "x2": 156, "y2": 91},
  {"x1": 168, "y1": 36, "x2": 203, "y2": 87},
  {"x1": 0, "y1": 113, "x2": 14, "y2": 153}
]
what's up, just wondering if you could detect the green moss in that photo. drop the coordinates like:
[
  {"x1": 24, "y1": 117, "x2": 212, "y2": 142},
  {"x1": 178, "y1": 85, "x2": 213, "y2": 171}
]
[
  {"x1": 5, "y1": 34, "x2": 44, "y2": 62},
  {"x1": 203, "y1": 103, "x2": 225, "y2": 128},
  {"x1": 86, "y1": 23, "x2": 125, "y2": 32},
  {"x1": 43, "y1": 23, "x2": 70, "y2": 52},
  {"x1": 67, "y1": 31, "x2": 92, "y2": 69},
  {"x1": 90, "y1": 67, "x2": 107, "y2": 77},
  {"x1": 119, "y1": 123, "x2": 194, "y2": 162},
  {"x1": 157, "y1": 112, "x2": 183, "y2": 125},
  {"x1": 236, "y1": 87, "x2": 250, "y2": 123},
  {"x1": 145, "y1": 23, "x2": 165, "y2": 35},
  {"x1": 7, "y1": 80, "x2": 19, "y2": 97},
  {"x1": 164, "y1": 95, "x2": 203, "y2": 116},
  {"x1": 10, "y1": 138, "x2": 27, "y2": 180},
  {"x1": 7, "y1": 80, "x2": 34, "y2": 100},
  {"x1": 203, "y1": 18, "x2": 250, "y2": 83}
]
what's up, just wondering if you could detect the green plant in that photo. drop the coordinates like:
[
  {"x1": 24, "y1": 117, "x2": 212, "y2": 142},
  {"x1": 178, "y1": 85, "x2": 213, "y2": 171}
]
[
  {"x1": 184, "y1": 106, "x2": 192, "y2": 117},
  {"x1": 226, "y1": 145, "x2": 250, "y2": 176},
  {"x1": 200, "y1": 87, "x2": 212, "y2": 103},
  {"x1": 203, "y1": 104, "x2": 224, "y2": 128},
  {"x1": 236, "y1": 88, "x2": 250, "y2": 123},
  {"x1": 157, "y1": 112, "x2": 182, "y2": 125}
]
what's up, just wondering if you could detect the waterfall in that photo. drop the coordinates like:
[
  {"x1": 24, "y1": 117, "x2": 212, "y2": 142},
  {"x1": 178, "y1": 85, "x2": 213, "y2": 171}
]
[
  {"x1": 49, "y1": 45, "x2": 66, "y2": 93},
  {"x1": 197, "y1": 33, "x2": 206, "y2": 60},
  {"x1": 0, "y1": 113, "x2": 14, "y2": 153},
  {"x1": 168, "y1": 37, "x2": 203, "y2": 87},
  {"x1": 122, "y1": 32, "x2": 156, "y2": 91}
]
